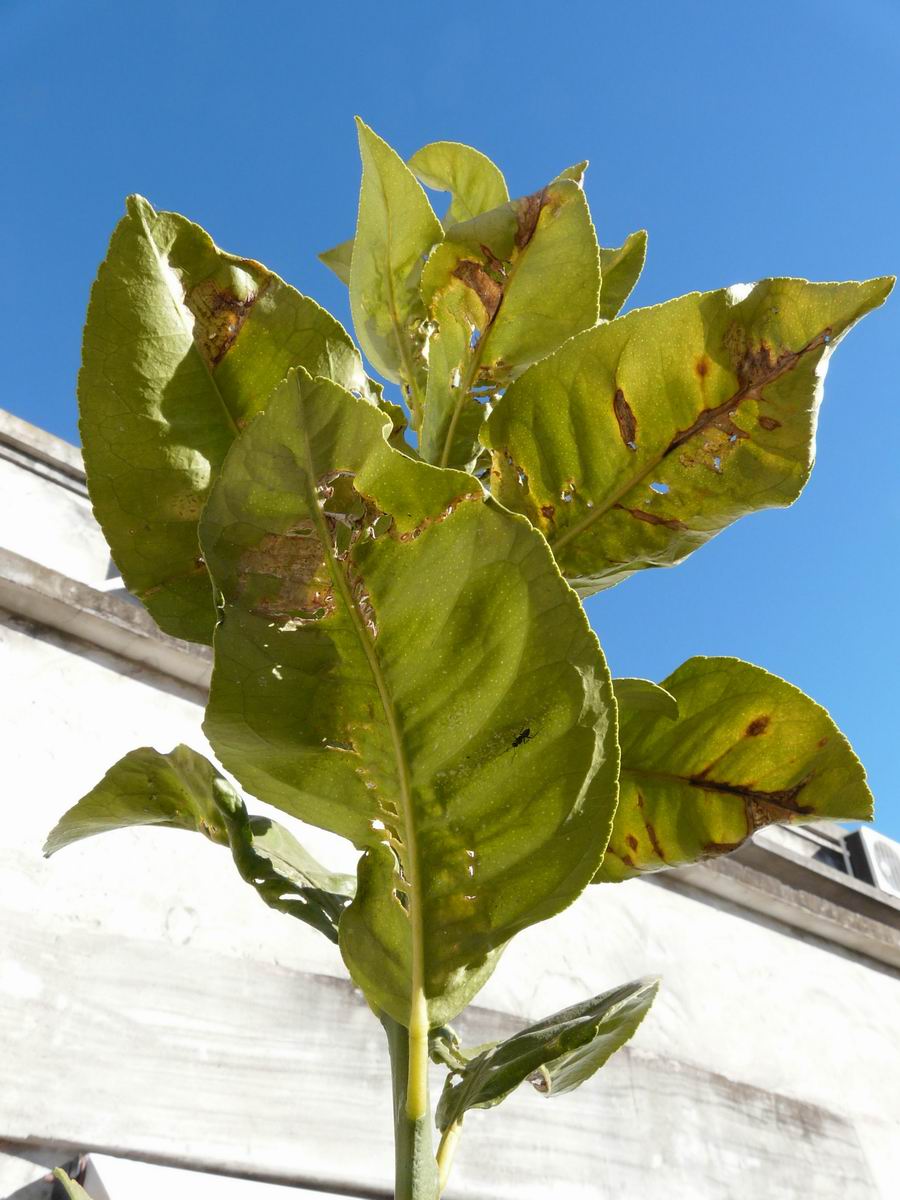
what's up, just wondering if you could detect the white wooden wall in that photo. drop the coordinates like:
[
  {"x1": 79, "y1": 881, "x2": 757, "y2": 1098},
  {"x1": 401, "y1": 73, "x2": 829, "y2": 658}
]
[{"x1": 3, "y1": 409, "x2": 900, "y2": 1198}]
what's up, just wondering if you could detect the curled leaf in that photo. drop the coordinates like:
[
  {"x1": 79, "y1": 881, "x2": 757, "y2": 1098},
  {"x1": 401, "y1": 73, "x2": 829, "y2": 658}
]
[
  {"x1": 44, "y1": 745, "x2": 352, "y2": 942},
  {"x1": 435, "y1": 977, "x2": 658, "y2": 1130}
]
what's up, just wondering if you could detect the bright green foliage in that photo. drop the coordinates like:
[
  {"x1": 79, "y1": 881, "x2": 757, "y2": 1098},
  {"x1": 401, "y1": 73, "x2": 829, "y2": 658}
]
[
  {"x1": 52, "y1": 119, "x2": 892, "y2": 1199},
  {"x1": 484, "y1": 277, "x2": 892, "y2": 594},
  {"x1": 420, "y1": 178, "x2": 600, "y2": 470},
  {"x1": 319, "y1": 141, "x2": 508, "y2": 287},
  {"x1": 408, "y1": 141, "x2": 509, "y2": 228},
  {"x1": 599, "y1": 657, "x2": 874, "y2": 882},
  {"x1": 435, "y1": 978, "x2": 658, "y2": 1130},
  {"x1": 79, "y1": 196, "x2": 367, "y2": 645},
  {"x1": 199, "y1": 367, "x2": 618, "y2": 1024},
  {"x1": 319, "y1": 237, "x2": 355, "y2": 286},
  {"x1": 350, "y1": 119, "x2": 442, "y2": 415},
  {"x1": 613, "y1": 676, "x2": 679, "y2": 721},
  {"x1": 598, "y1": 230, "x2": 648, "y2": 321},
  {"x1": 44, "y1": 744, "x2": 353, "y2": 941}
]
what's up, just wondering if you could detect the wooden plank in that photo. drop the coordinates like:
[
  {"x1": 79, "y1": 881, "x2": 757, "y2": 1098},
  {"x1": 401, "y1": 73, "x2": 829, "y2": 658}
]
[
  {"x1": 0, "y1": 551, "x2": 211, "y2": 691},
  {"x1": 0, "y1": 908, "x2": 880, "y2": 1200}
]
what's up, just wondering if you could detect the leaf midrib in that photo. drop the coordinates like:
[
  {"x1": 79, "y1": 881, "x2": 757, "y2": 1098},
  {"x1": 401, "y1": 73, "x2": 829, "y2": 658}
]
[
  {"x1": 297, "y1": 418, "x2": 426, "y2": 1017},
  {"x1": 438, "y1": 199, "x2": 548, "y2": 469},
  {"x1": 138, "y1": 203, "x2": 242, "y2": 441},
  {"x1": 548, "y1": 330, "x2": 827, "y2": 555},
  {"x1": 621, "y1": 765, "x2": 811, "y2": 818}
]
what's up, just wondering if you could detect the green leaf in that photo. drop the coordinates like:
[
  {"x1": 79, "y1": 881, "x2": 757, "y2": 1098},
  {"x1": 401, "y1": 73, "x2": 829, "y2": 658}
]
[
  {"x1": 43, "y1": 745, "x2": 352, "y2": 941},
  {"x1": 44, "y1": 744, "x2": 231, "y2": 852},
  {"x1": 52, "y1": 1171, "x2": 93, "y2": 1200},
  {"x1": 429, "y1": 1025, "x2": 493, "y2": 1071},
  {"x1": 80, "y1": 195, "x2": 368, "y2": 645},
  {"x1": 216, "y1": 799, "x2": 354, "y2": 942},
  {"x1": 350, "y1": 119, "x2": 443, "y2": 419},
  {"x1": 613, "y1": 677, "x2": 678, "y2": 721},
  {"x1": 408, "y1": 140, "x2": 509, "y2": 229},
  {"x1": 553, "y1": 160, "x2": 589, "y2": 185},
  {"x1": 598, "y1": 230, "x2": 647, "y2": 321},
  {"x1": 435, "y1": 977, "x2": 658, "y2": 1131},
  {"x1": 200, "y1": 369, "x2": 619, "y2": 1025},
  {"x1": 597, "y1": 657, "x2": 874, "y2": 883},
  {"x1": 419, "y1": 180, "x2": 601, "y2": 470},
  {"x1": 318, "y1": 144, "x2": 507, "y2": 285},
  {"x1": 484, "y1": 276, "x2": 893, "y2": 595},
  {"x1": 319, "y1": 237, "x2": 354, "y2": 285}
]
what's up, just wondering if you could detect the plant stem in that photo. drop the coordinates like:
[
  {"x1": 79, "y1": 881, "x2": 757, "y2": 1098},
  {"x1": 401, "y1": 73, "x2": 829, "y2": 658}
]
[
  {"x1": 381, "y1": 1011, "x2": 440, "y2": 1200},
  {"x1": 435, "y1": 1120, "x2": 463, "y2": 1194}
]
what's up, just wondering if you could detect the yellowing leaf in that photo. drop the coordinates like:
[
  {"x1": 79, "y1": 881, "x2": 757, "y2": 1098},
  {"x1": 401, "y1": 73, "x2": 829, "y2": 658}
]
[
  {"x1": 598, "y1": 657, "x2": 873, "y2": 882},
  {"x1": 350, "y1": 119, "x2": 443, "y2": 421},
  {"x1": 408, "y1": 140, "x2": 509, "y2": 228},
  {"x1": 484, "y1": 276, "x2": 893, "y2": 594},
  {"x1": 420, "y1": 180, "x2": 601, "y2": 469},
  {"x1": 80, "y1": 196, "x2": 367, "y2": 643}
]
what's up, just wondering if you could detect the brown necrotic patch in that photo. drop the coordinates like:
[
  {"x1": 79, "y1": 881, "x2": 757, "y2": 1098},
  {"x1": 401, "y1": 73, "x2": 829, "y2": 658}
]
[
  {"x1": 695, "y1": 355, "x2": 711, "y2": 380},
  {"x1": 687, "y1": 773, "x2": 815, "y2": 832},
  {"x1": 185, "y1": 277, "x2": 266, "y2": 369},
  {"x1": 613, "y1": 388, "x2": 638, "y2": 450},
  {"x1": 758, "y1": 415, "x2": 781, "y2": 431},
  {"x1": 453, "y1": 260, "x2": 503, "y2": 321},
  {"x1": 665, "y1": 327, "x2": 829, "y2": 457},
  {"x1": 614, "y1": 503, "x2": 686, "y2": 531},
  {"x1": 515, "y1": 188, "x2": 549, "y2": 250},
  {"x1": 745, "y1": 716, "x2": 771, "y2": 737},
  {"x1": 701, "y1": 839, "x2": 743, "y2": 859},
  {"x1": 238, "y1": 526, "x2": 333, "y2": 621}
]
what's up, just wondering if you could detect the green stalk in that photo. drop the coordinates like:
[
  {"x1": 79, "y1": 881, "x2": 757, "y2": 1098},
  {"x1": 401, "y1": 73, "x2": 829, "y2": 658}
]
[
  {"x1": 436, "y1": 1120, "x2": 463, "y2": 1193},
  {"x1": 381, "y1": 1011, "x2": 440, "y2": 1200}
]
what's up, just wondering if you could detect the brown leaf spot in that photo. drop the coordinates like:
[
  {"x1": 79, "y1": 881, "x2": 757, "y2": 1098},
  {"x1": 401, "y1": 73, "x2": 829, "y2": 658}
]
[
  {"x1": 540, "y1": 504, "x2": 556, "y2": 520},
  {"x1": 479, "y1": 243, "x2": 508, "y2": 277},
  {"x1": 614, "y1": 503, "x2": 686, "y2": 532},
  {"x1": 695, "y1": 355, "x2": 711, "y2": 380},
  {"x1": 665, "y1": 328, "x2": 829, "y2": 457},
  {"x1": 453, "y1": 260, "x2": 502, "y2": 321},
  {"x1": 745, "y1": 716, "x2": 770, "y2": 737},
  {"x1": 645, "y1": 822, "x2": 667, "y2": 862},
  {"x1": 626, "y1": 834, "x2": 639, "y2": 852},
  {"x1": 186, "y1": 278, "x2": 262, "y2": 368},
  {"x1": 817, "y1": 736, "x2": 829, "y2": 749},
  {"x1": 688, "y1": 773, "x2": 816, "y2": 824},
  {"x1": 396, "y1": 491, "x2": 478, "y2": 543},
  {"x1": 238, "y1": 528, "x2": 333, "y2": 621},
  {"x1": 613, "y1": 388, "x2": 638, "y2": 450},
  {"x1": 758, "y1": 415, "x2": 781, "y2": 431},
  {"x1": 515, "y1": 188, "x2": 548, "y2": 249}
]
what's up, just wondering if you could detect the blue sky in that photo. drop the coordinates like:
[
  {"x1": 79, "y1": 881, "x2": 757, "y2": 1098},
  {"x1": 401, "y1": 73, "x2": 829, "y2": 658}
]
[{"x1": 3, "y1": 0, "x2": 898, "y2": 838}]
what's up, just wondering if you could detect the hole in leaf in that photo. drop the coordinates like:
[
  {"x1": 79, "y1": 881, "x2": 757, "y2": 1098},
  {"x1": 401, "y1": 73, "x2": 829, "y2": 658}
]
[{"x1": 650, "y1": 481, "x2": 669, "y2": 494}]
